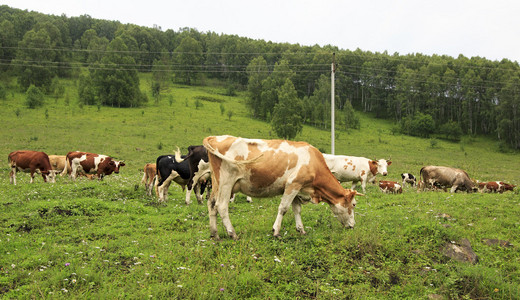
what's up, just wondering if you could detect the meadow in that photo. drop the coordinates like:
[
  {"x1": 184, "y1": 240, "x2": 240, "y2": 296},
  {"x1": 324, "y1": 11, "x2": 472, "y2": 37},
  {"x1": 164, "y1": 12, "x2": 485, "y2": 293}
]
[{"x1": 1, "y1": 76, "x2": 519, "y2": 299}]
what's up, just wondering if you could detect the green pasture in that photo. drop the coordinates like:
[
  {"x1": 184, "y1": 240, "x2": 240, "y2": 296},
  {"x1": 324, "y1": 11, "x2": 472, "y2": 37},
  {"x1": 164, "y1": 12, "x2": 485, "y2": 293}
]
[{"x1": 1, "y1": 76, "x2": 519, "y2": 299}]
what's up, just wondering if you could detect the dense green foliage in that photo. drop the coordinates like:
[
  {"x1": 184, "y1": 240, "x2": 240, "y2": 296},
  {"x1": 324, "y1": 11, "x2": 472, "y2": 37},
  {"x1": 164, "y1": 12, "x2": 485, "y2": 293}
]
[
  {"x1": 1, "y1": 77, "x2": 519, "y2": 299},
  {"x1": 1, "y1": 5, "x2": 519, "y2": 147}
]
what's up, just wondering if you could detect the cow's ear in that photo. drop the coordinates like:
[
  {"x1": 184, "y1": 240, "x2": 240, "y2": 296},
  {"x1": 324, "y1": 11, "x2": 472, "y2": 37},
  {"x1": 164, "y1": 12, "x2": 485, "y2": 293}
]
[
  {"x1": 108, "y1": 160, "x2": 115, "y2": 166},
  {"x1": 387, "y1": 160, "x2": 392, "y2": 165},
  {"x1": 119, "y1": 162, "x2": 126, "y2": 166}
]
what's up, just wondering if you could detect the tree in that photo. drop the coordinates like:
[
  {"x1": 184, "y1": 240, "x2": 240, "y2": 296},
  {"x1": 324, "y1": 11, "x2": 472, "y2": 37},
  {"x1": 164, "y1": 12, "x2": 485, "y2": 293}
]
[
  {"x1": 271, "y1": 79, "x2": 303, "y2": 140},
  {"x1": 173, "y1": 36, "x2": 203, "y2": 85},
  {"x1": 25, "y1": 85, "x2": 44, "y2": 108},
  {"x1": 14, "y1": 29, "x2": 55, "y2": 90},
  {"x1": 344, "y1": 100, "x2": 360, "y2": 130},
  {"x1": 246, "y1": 56, "x2": 268, "y2": 118},
  {"x1": 89, "y1": 37, "x2": 145, "y2": 107}
]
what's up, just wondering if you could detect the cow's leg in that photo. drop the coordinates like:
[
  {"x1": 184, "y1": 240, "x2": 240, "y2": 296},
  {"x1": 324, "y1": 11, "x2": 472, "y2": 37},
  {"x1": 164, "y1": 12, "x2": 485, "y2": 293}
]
[
  {"x1": 207, "y1": 188, "x2": 220, "y2": 240},
  {"x1": 291, "y1": 197, "x2": 306, "y2": 235},
  {"x1": 185, "y1": 187, "x2": 192, "y2": 205},
  {"x1": 272, "y1": 188, "x2": 300, "y2": 237},
  {"x1": 71, "y1": 164, "x2": 78, "y2": 181},
  {"x1": 9, "y1": 168, "x2": 16, "y2": 185},
  {"x1": 215, "y1": 184, "x2": 237, "y2": 240},
  {"x1": 30, "y1": 169, "x2": 36, "y2": 183},
  {"x1": 450, "y1": 185, "x2": 458, "y2": 193}
]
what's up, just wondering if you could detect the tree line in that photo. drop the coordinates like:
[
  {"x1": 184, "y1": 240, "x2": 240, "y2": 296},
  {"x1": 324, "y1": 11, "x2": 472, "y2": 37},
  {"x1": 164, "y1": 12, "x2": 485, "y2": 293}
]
[{"x1": 0, "y1": 5, "x2": 519, "y2": 148}]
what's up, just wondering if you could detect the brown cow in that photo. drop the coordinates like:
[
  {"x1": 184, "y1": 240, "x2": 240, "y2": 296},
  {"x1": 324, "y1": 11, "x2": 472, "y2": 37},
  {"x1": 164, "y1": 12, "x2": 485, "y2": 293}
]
[
  {"x1": 8, "y1": 150, "x2": 57, "y2": 184},
  {"x1": 420, "y1": 166, "x2": 476, "y2": 193},
  {"x1": 203, "y1": 135, "x2": 364, "y2": 240},
  {"x1": 141, "y1": 163, "x2": 157, "y2": 196},
  {"x1": 379, "y1": 180, "x2": 403, "y2": 194},
  {"x1": 61, "y1": 151, "x2": 125, "y2": 180}
]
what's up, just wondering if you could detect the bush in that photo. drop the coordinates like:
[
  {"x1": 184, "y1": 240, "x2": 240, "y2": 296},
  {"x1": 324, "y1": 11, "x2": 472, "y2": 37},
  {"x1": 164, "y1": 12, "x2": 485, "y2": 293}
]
[
  {"x1": 400, "y1": 113, "x2": 434, "y2": 138},
  {"x1": 440, "y1": 121, "x2": 463, "y2": 141},
  {"x1": 25, "y1": 85, "x2": 44, "y2": 108}
]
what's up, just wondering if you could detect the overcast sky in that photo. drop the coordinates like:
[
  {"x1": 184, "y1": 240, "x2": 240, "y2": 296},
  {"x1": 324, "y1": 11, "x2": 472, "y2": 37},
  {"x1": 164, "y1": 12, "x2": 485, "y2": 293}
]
[{"x1": 3, "y1": 0, "x2": 520, "y2": 62}]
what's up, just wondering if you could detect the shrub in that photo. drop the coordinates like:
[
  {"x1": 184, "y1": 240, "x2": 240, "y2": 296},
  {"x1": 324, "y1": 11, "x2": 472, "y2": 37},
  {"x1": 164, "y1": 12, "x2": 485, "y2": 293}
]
[
  {"x1": 25, "y1": 85, "x2": 44, "y2": 108},
  {"x1": 440, "y1": 121, "x2": 463, "y2": 141}
]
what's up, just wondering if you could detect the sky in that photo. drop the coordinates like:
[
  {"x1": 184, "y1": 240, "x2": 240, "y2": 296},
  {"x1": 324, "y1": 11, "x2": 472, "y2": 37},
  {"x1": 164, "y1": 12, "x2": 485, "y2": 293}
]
[{"x1": 3, "y1": 0, "x2": 520, "y2": 62}]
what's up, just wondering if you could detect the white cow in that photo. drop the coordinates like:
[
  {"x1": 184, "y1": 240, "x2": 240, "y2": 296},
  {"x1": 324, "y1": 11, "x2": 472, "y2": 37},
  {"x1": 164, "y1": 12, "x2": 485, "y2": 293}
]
[{"x1": 322, "y1": 154, "x2": 392, "y2": 193}]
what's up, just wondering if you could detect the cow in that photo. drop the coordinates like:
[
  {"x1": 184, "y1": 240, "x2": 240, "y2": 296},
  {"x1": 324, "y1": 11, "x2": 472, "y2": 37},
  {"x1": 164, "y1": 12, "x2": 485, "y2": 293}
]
[
  {"x1": 401, "y1": 173, "x2": 417, "y2": 187},
  {"x1": 419, "y1": 166, "x2": 476, "y2": 193},
  {"x1": 478, "y1": 181, "x2": 516, "y2": 193},
  {"x1": 155, "y1": 147, "x2": 209, "y2": 204},
  {"x1": 8, "y1": 150, "x2": 57, "y2": 184},
  {"x1": 48, "y1": 155, "x2": 68, "y2": 173},
  {"x1": 140, "y1": 163, "x2": 156, "y2": 196},
  {"x1": 322, "y1": 154, "x2": 392, "y2": 193},
  {"x1": 61, "y1": 151, "x2": 125, "y2": 180},
  {"x1": 379, "y1": 180, "x2": 403, "y2": 194},
  {"x1": 203, "y1": 135, "x2": 364, "y2": 240}
]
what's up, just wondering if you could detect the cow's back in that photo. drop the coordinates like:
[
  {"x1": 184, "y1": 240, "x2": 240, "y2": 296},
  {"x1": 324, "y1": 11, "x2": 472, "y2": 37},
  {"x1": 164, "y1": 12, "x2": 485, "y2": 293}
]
[{"x1": 204, "y1": 136, "x2": 325, "y2": 198}]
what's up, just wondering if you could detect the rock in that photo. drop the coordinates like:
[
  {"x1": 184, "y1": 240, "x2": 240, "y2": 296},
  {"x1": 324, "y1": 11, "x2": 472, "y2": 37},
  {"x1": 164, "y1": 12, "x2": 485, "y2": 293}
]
[{"x1": 441, "y1": 238, "x2": 478, "y2": 264}]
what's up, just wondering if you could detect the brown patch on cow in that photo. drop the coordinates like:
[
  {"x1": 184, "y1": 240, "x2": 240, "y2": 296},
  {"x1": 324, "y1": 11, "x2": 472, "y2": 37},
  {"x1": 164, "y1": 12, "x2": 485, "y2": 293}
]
[
  {"x1": 360, "y1": 170, "x2": 366, "y2": 177},
  {"x1": 79, "y1": 154, "x2": 98, "y2": 173},
  {"x1": 249, "y1": 150, "x2": 299, "y2": 190},
  {"x1": 369, "y1": 160, "x2": 378, "y2": 176}
]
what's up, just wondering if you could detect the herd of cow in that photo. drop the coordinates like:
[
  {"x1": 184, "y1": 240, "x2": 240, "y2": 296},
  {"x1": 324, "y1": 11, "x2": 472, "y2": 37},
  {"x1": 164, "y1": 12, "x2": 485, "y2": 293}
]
[{"x1": 7, "y1": 135, "x2": 516, "y2": 240}]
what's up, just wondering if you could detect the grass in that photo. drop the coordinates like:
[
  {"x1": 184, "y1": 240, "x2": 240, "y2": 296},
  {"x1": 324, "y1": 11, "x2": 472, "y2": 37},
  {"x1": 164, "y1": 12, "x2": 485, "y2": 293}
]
[{"x1": 1, "y1": 75, "x2": 519, "y2": 299}]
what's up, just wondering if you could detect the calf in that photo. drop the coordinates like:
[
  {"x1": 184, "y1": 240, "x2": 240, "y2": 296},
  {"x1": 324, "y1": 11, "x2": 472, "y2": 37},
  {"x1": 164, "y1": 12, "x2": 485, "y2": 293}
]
[
  {"x1": 478, "y1": 181, "x2": 516, "y2": 193},
  {"x1": 8, "y1": 150, "x2": 57, "y2": 184},
  {"x1": 379, "y1": 180, "x2": 403, "y2": 194},
  {"x1": 61, "y1": 151, "x2": 125, "y2": 180},
  {"x1": 401, "y1": 173, "x2": 417, "y2": 187},
  {"x1": 140, "y1": 163, "x2": 157, "y2": 196},
  {"x1": 323, "y1": 154, "x2": 392, "y2": 193}
]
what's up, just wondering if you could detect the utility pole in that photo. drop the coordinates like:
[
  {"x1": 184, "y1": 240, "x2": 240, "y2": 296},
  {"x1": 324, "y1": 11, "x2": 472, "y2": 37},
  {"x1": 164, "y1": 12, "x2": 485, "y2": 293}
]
[{"x1": 331, "y1": 52, "x2": 335, "y2": 154}]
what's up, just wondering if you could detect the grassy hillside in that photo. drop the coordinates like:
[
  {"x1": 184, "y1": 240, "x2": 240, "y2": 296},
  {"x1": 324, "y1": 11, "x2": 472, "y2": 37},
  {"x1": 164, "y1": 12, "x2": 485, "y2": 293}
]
[{"x1": 1, "y1": 76, "x2": 519, "y2": 299}]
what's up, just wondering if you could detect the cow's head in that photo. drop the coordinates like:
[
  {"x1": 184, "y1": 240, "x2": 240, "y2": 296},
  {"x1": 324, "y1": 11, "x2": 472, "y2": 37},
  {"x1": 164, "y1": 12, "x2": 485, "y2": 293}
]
[
  {"x1": 370, "y1": 159, "x2": 391, "y2": 176},
  {"x1": 113, "y1": 161, "x2": 125, "y2": 174},
  {"x1": 42, "y1": 170, "x2": 58, "y2": 183},
  {"x1": 331, "y1": 189, "x2": 364, "y2": 228}
]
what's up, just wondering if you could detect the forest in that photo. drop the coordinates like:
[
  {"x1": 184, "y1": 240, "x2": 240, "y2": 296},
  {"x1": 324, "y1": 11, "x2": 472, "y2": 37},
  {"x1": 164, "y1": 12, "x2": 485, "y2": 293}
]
[{"x1": 0, "y1": 5, "x2": 519, "y2": 148}]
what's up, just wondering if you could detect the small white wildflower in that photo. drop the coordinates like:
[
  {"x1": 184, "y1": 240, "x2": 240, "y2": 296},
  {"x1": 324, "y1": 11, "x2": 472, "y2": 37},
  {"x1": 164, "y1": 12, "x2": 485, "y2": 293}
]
[
  {"x1": 274, "y1": 257, "x2": 282, "y2": 263},
  {"x1": 11, "y1": 264, "x2": 15, "y2": 269}
]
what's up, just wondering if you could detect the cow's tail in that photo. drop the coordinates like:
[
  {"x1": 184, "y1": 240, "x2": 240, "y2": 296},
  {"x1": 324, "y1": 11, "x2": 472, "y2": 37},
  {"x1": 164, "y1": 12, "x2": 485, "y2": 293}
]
[
  {"x1": 203, "y1": 139, "x2": 263, "y2": 165},
  {"x1": 60, "y1": 156, "x2": 71, "y2": 177},
  {"x1": 418, "y1": 166, "x2": 427, "y2": 190}
]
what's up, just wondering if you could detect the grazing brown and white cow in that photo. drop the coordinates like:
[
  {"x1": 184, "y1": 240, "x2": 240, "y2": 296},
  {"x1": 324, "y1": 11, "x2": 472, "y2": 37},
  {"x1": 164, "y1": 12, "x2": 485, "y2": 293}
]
[
  {"x1": 478, "y1": 181, "x2": 516, "y2": 193},
  {"x1": 8, "y1": 150, "x2": 57, "y2": 184},
  {"x1": 322, "y1": 154, "x2": 392, "y2": 193},
  {"x1": 420, "y1": 166, "x2": 476, "y2": 193},
  {"x1": 48, "y1": 155, "x2": 67, "y2": 173},
  {"x1": 379, "y1": 180, "x2": 403, "y2": 194},
  {"x1": 140, "y1": 163, "x2": 157, "y2": 196},
  {"x1": 61, "y1": 151, "x2": 125, "y2": 180},
  {"x1": 203, "y1": 135, "x2": 364, "y2": 240}
]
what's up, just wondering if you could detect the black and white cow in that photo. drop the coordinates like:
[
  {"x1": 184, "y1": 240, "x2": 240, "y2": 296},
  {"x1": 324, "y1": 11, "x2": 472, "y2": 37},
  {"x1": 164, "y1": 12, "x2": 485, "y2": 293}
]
[
  {"x1": 401, "y1": 173, "x2": 417, "y2": 187},
  {"x1": 155, "y1": 146, "x2": 209, "y2": 204}
]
